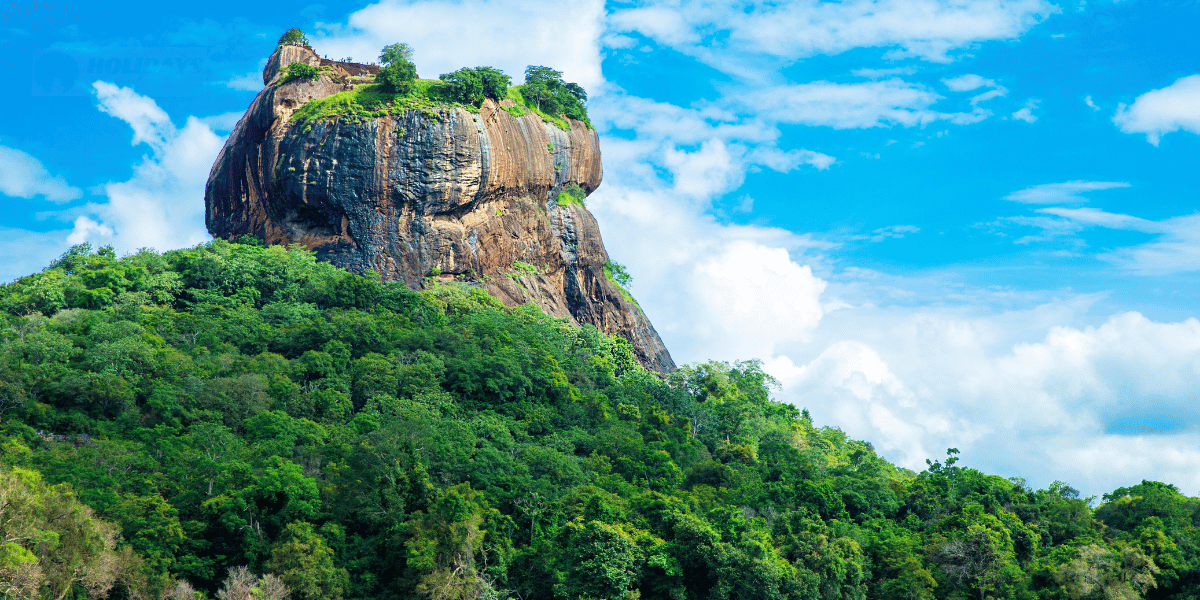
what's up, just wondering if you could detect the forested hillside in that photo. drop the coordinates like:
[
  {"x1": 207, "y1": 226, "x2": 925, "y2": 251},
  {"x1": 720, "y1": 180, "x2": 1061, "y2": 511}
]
[{"x1": 1, "y1": 241, "x2": 1198, "y2": 600}]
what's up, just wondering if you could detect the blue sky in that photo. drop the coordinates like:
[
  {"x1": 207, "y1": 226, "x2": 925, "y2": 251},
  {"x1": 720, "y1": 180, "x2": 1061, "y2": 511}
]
[{"x1": 3, "y1": 0, "x2": 1200, "y2": 496}]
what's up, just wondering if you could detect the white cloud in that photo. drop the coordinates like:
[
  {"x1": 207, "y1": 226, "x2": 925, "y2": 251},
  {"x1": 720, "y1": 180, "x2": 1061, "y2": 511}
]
[
  {"x1": 608, "y1": 0, "x2": 1059, "y2": 74},
  {"x1": 94, "y1": 81, "x2": 174, "y2": 150},
  {"x1": 1113, "y1": 74, "x2": 1200, "y2": 145},
  {"x1": 591, "y1": 178, "x2": 832, "y2": 363},
  {"x1": 66, "y1": 216, "x2": 113, "y2": 245},
  {"x1": 689, "y1": 241, "x2": 828, "y2": 358},
  {"x1": 314, "y1": 0, "x2": 607, "y2": 92},
  {"x1": 1004, "y1": 180, "x2": 1130, "y2": 204},
  {"x1": 1012, "y1": 98, "x2": 1039, "y2": 122},
  {"x1": 853, "y1": 66, "x2": 917, "y2": 78},
  {"x1": 969, "y1": 88, "x2": 1007, "y2": 105},
  {"x1": 0, "y1": 146, "x2": 82, "y2": 202},
  {"x1": 735, "y1": 79, "x2": 988, "y2": 129},
  {"x1": 851, "y1": 224, "x2": 920, "y2": 242},
  {"x1": 591, "y1": 92, "x2": 835, "y2": 200},
  {"x1": 223, "y1": 71, "x2": 264, "y2": 92},
  {"x1": 1085, "y1": 95, "x2": 1100, "y2": 111},
  {"x1": 1038, "y1": 206, "x2": 1160, "y2": 232},
  {"x1": 199, "y1": 111, "x2": 245, "y2": 133},
  {"x1": 941, "y1": 74, "x2": 1008, "y2": 105},
  {"x1": 1047, "y1": 209, "x2": 1200, "y2": 274},
  {"x1": 54, "y1": 81, "x2": 223, "y2": 253},
  {"x1": 943, "y1": 74, "x2": 993, "y2": 91},
  {"x1": 991, "y1": 200, "x2": 1200, "y2": 275},
  {"x1": 766, "y1": 302, "x2": 1200, "y2": 495}
]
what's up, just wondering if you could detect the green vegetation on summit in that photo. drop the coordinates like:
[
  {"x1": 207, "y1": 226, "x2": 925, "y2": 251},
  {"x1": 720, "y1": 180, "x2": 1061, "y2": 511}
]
[
  {"x1": 277, "y1": 31, "x2": 591, "y2": 130},
  {"x1": 3, "y1": 242, "x2": 1200, "y2": 600}
]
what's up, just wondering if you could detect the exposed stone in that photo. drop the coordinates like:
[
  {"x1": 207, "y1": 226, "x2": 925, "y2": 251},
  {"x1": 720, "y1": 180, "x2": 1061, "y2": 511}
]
[{"x1": 206, "y1": 45, "x2": 675, "y2": 372}]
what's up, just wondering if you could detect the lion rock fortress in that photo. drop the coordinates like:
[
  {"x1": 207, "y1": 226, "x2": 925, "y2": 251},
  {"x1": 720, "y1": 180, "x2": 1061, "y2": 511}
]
[{"x1": 204, "y1": 44, "x2": 675, "y2": 371}]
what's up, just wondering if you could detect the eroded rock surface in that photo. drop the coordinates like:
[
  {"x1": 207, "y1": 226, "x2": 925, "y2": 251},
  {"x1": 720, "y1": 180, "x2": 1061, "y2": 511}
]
[{"x1": 206, "y1": 45, "x2": 675, "y2": 372}]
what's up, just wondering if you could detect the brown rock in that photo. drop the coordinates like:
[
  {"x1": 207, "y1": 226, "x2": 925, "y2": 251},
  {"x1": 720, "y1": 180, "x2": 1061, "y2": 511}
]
[{"x1": 205, "y1": 45, "x2": 675, "y2": 372}]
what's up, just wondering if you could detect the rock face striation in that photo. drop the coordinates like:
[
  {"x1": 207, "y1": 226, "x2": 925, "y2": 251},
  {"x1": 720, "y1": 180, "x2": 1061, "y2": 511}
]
[{"x1": 205, "y1": 45, "x2": 675, "y2": 371}]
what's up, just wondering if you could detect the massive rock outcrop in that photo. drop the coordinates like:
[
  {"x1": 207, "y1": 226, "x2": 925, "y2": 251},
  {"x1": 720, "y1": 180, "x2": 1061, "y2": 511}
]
[{"x1": 205, "y1": 45, "x2": 675, "y2": 372}]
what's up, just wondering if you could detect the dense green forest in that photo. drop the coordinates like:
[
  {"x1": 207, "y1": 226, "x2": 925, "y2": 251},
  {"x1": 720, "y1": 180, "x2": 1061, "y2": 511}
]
[{"x1": 1, "y1": 241, "x2": 1198, "y2": 600}]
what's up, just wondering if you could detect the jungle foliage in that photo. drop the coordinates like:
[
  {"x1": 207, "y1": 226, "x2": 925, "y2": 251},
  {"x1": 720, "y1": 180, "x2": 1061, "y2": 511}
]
[{"x1": 2, "y1": 242, "x2": 1199, "y2": 600}]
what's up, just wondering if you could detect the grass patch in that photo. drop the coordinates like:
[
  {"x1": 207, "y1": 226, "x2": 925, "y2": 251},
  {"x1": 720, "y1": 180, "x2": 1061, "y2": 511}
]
[
  {"x1": 603, "y1": 260, "x2": 640, "y2": 309},
  {"x1": 289, "y1": 81, "x2": 476, "y2": 132},
  {"x1": 512, "y1": 261, "x2": 541, "y2": 275},
  {"x1": 505, "y1": 261, "x2": 543, "y2": 291},
  {"x1": 555, "y1": 183, "x2": 587, "y2": 208}
]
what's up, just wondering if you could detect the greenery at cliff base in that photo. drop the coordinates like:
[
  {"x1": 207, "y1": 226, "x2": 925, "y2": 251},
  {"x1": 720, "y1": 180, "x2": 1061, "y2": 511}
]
[{"x1": 4, "y1": 240, "x2": 1200, "y2": 599}]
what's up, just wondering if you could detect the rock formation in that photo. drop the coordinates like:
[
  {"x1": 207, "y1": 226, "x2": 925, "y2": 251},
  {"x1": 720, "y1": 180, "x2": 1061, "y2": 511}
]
[{"x1": 205, "y1": 44, "x2": 675, "y2": 372}]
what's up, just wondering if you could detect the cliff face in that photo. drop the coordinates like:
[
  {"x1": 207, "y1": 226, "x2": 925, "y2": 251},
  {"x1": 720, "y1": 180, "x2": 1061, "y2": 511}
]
[{"x1": 205, "y1": 45, "x2": 675, "y2": 372}]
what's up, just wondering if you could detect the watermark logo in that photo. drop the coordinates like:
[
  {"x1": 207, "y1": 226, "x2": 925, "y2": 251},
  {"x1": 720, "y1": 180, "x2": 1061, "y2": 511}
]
[{"x1": 33, "y1": 47, "x2": 209, "y2": 96}]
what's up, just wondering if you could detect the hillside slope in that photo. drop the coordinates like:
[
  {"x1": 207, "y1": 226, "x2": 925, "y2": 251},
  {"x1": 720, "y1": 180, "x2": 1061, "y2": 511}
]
[{"x1": 2, "y1": 242, "x2": 1199, "y2": 600}]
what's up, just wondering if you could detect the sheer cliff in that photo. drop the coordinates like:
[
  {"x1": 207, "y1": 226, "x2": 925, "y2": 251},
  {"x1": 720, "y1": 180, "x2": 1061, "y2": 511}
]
[{"x1": 205, "y1": 45, "x2": 675, "y2": 372}]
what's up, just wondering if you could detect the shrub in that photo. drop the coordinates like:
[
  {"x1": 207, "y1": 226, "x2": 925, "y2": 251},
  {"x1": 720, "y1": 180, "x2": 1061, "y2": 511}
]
[
  {"x1": 522, "y1": 65, "x2": 589, "y2": 124},
  {"x1": 283, "y1": 62, "x2": 320, "y2": 83},
  {"x1": 278, "y1": 28, "x2": 309, "y2": 47},
  {"x1": 556, "y1": 182, "x2": 588, "y2": 207},
  {"x1": 439, "y1": 67, "x2": 511, "y2": 106},
  {"x1": 603, "y1": 260, "x2": 632, "y2": 288}
]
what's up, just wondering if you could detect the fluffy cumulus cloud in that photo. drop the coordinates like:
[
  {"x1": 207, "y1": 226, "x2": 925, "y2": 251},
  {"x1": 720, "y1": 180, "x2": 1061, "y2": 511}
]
[
  {"x1": 1113, "y1": 74, "x2": 1200, "y2": 145},
  {"x1": 0, "y1": 145, "x2": 82, "y2": 202},
  {"x1": 608, "y1": 0, "x2": 1058, "y2": 73},
  {"x1": 590, "y1": 178, "x2": 832, "y2": 363},
  {"x1": 80, "y1": 81, "x2": 221, "y2": 252},
  {"x1": 1, "y1": 81, "x2": 222, "y2": 282},
  {"x1": 764, "y1": 301, "x2": 1200, "y2": 495},
  {"x1": 0, "y1": 82, "x2": 227, "y2": 282},
  {"x1": 313, "y1": 0, "x2": 607, "y2": 91}
]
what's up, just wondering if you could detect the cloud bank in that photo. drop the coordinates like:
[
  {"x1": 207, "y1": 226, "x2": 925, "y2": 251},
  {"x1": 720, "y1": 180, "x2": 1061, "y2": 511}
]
[
  {"x1": 1113, "y1": 74, "x2": 1200, "y2": 145},
  {"x1": 0, "y1": 146, "x2": 82, "y2": 202}
]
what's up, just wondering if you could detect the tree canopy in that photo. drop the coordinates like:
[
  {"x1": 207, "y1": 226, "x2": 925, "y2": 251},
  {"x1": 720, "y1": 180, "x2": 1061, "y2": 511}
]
[
  {"x1": 2, "y1": 241, "x2": 1199, "y2": 600},
  {"x1": 375, "y1": 43, "x2": 418, "y2": 94},
  {"x1": 277, "y1": 28, "x2": 308, "y2": 47},
  {"x1": 378, "y1": 43, "x2": 413, "y2": 67},
  {"x1": 439, "y1": 67, "x2": 511, "y2": 107},
  {"x1": 520, "y1": 65, "x2": 589, "y2": 124}
]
